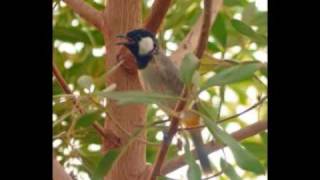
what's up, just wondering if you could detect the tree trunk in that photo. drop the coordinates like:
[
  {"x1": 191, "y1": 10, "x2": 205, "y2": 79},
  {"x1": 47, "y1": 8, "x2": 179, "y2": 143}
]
[{"x1": 101, "y1": 0, "x2": 150, "y2": 179}]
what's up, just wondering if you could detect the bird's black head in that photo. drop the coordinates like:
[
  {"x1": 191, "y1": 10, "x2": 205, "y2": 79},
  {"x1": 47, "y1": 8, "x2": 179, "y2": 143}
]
[{"x1": 116, "y1": 29, "x2": 158, "y2": 69}]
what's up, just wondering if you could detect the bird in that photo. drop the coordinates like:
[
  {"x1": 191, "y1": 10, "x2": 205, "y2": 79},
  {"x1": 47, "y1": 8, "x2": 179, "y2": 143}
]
[{"x1": 116, "y1": 28, "x2": 212, "y2": 174}]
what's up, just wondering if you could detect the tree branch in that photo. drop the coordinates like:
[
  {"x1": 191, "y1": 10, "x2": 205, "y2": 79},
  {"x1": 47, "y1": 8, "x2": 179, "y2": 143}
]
[
  {"x1": 149, "y1": 87, "x2": 189, "y2": 180},
  {"x1": 195, "y1": 0, "x2": 214, "y2": 58},
  {"x1": 161, "y1": 120, "x2": 267, "y2": 175},
  {"x1": 170, "y1": 0, "x2": 223, "y2": 66},
  {"x1": 149, "y1": 1, "x2": 217, "y2": 178},
  {"x1": 53, "y1": 155, "x2": 73, "y2": 180},
  {"x1": 144, "y1": 0, "x2": 172, "y2": 34},
  {"x1": 52, "y1": 61, "x2": 105, "y2": 138},
  {"x1": 63, "y1": 0, "x2": 104, "y2": 30}
]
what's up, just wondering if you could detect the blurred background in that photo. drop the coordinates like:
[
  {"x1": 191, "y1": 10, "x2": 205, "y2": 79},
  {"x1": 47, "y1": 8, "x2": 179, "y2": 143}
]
[{"x1": 53, "y1": 0, "x2": 267, "y2": 179}]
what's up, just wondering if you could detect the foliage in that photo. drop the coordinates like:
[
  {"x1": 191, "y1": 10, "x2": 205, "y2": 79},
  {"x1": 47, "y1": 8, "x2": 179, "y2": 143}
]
[{"x1": 53, "y1": 0, "x2": 267, "y2": 179}]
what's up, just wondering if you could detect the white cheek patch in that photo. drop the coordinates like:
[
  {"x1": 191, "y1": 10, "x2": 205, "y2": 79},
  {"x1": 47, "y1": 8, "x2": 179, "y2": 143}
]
[{"x1": 138, "y1": 37, "x2": 154, "y2": 55}]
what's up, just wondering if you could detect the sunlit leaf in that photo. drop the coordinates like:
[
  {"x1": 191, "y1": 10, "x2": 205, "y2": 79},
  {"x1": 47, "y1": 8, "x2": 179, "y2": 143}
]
[
  {"x1": 201, "y1": 62, "x2": 263, "y2": 90},
  {"x1": 96, "y1": 91, "x2": 180, "y2": 105}
]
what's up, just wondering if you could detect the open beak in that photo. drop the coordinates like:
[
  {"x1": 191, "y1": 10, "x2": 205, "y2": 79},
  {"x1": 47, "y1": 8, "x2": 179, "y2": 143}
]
[{"x1": 115, "y1": 34, "x2": 129, "y2": 46}]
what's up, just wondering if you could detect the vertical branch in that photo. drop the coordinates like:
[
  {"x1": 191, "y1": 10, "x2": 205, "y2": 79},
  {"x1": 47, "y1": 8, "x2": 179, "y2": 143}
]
[
  {"x1": 149, "y1": 88, "x2": 188, "y2": 180},
  {"x1": 149, "y1": 0, "x2": 217, "y2": 179},
  {"x1": 195, "y1": 0, "x2": 213, "y2": 58},
  {"x1": 144, "y1": 0, "x2": 172, "y2": 34},
  {"x1": 101, "y1": 0, "x2": 149, "y2": 179},
  {"x1": 170, "y1": 0, "x2": 223, "y2": 66}
]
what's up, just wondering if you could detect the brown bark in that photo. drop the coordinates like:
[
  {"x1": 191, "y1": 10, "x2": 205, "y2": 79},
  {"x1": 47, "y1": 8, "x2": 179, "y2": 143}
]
[
  {"x1": 63, "y1": 0, "x2": 103, "y2": 30},
  {"x1": 170, "y1": 0, "x2": 223, "y2": 66},
  {"x1": 53, "y1": 155, "x2": 73, "y2": 180},
  {"x1": 144, "y1": 0, "x2": 172, "y2": 33},
  {"x1": 101, "y1": 1, "x2": 150, "y2": 179}
]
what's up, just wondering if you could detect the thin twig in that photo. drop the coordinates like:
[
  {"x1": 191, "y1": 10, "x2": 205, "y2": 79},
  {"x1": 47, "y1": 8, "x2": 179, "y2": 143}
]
[
  {"x1": 178, "y1": 96, "x2": 268, "y2": 131},
  {"x1": 161, "y1": 120, "x2": 267, "y2": 174},
  {"x1": 218, "y1": 96, "x2": 267, "y2": 123},
  {"x1": 202, "y1": 171, "x2": 224, "y2": 180},
  {"x1": 87, "y1": 95, "x2": 160, "y2": 146},
  {"x1": 63, "y1": 0, "x2": 103, "y2": 30}
]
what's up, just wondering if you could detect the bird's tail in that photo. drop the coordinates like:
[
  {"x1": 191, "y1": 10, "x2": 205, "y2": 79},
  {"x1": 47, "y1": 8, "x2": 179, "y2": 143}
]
[{"x1": 189, "y1": 128, "x2": 212, "y2": 174}]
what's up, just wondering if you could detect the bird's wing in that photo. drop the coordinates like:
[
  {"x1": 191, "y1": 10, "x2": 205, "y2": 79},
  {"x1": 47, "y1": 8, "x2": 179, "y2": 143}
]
[{"x1": 153, "y1": 52, "x2": 184, "y2": 96}]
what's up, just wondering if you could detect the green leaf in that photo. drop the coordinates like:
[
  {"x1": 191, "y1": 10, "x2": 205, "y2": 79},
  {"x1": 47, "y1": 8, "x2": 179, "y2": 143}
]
[
  {"x1": 96, "y1": 91, "x2": 179, "y2": 105},
  {"x1": 201, "y1": 62, "x2": 262, "y2": 90},
  {"x1": 252, "y1": 34, "x2": 267, "y2": 45},
  {"x1": 199, "y1": 101, "x2": 218, "y2": 120},
  {"x1": 231, "y1": 19, "x2": 256, "y2": 37},
  {"x1": 92, "y1": 149, "x2": 120, "y2": 180},
  {"x1": 76, "y1": 111, "x2": 102, "y2": 128},
  {"x1": 208, "y1": 42, "x2": 223, "y2": 53},
  {"x1": 184, "y1": 141, "x2": 202, "y2": 180},
  {"x1": 146, "y1": 106, "x2": 158, "y2": 122},
  {"x1": 53, "y1": 26, "x2": 90, "y2": 43},
  {"x1": 260, "y1": 64, "x2": 268, "y2": 76},
  {"x1": 77, "y1": 75, "x2": 93, "y2": 89},
  {"x1": 179, "y1": 53, "x2": 199, "y2": 86},
  {"x1": 53, "y1": 26, "x2": 104, "y2": 45},
  {"x1": 224, "y1": 0, "x2": 244, "y2": 6},
  {"x1": 230, "y1": 19, "x2": 266, "y2": 44},
  {"x1": 260, "y1": 131, "x2": 268, "y2": 145},
  {"x1": 241, "y1": 141, "x2": 266, "y2": 160},
  {"x1": 212, "y1": 13, "x2": 227, "y2": 48},
  {"x1": 198, "y1": 110, "x2": 265, "y2": 174},
  {"x1": 220, "y1": 159, "x2": 242, "y2": 180}
]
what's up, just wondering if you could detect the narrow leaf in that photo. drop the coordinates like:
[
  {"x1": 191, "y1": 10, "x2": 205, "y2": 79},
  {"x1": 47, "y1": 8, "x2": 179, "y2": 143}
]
[
  {"x1": 198, "y1": 110, "x2": 265, "y2": 174},
  {"x1": 212, "y1": 13, "x2": 227, "y2": 47},
  {"x1": 184, "y1": 141, "x2": 202, "y2": 180},
  {"x1": 231, "y1": 19, "x2": 267, "y2": 44},
  {"x1": 220, "y1": 158, "x2": 242, "y2": 180},
  {"x1": 231, "y1": 19, "x2": 256, "y2": 38},
  {"x1": 201, "y1": 62, "x2": 262, "y2": 90},
  {"x1": 92, "y1": 149, "x2": 120, "y2": 180},
  {"x1": 96, "y1": 91, "x2": 179, "y2": 105},
  {"x1": 179, "y1": 53, "x2": 199, "y2": 86}
]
